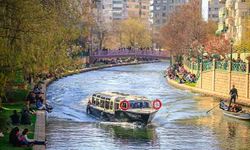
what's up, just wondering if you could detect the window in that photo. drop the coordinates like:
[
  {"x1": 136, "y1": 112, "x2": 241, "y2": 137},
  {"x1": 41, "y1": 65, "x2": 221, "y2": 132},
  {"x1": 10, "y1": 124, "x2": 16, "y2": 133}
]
[
  {"x1": 105, "y1": 101, "x2": 110, "y2": 109},
  {"x1": 92, "y1": 97, "x2": 96, "y2": 104},
  {"x1": 115, "y1": 103, "x2": 119, "y2": 110},
  {"x1": 96, "y1": 99, "x2": 99, "y2": 106},
  {"x1": 100, "y1": 100, "x2": 104, "y2": 108},
  {"x1": 110, "y1": 102, "x2": 113, "y2": 110}
]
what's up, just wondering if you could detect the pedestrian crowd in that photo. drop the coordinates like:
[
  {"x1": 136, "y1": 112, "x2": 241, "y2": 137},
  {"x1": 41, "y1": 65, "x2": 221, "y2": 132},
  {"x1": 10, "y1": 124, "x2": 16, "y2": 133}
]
[
  {"x1": 6, "y1": 83, "x2": 52, "y2": 147},
  {"x1": 166, "y1": 63, "x2": 196, "y2": 84}
]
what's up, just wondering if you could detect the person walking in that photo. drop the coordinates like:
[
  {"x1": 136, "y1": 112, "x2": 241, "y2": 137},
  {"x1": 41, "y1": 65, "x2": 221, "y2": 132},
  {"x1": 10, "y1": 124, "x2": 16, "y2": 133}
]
[{"x1": 229, "y1": 85, "x2": 238, "y2": 107}]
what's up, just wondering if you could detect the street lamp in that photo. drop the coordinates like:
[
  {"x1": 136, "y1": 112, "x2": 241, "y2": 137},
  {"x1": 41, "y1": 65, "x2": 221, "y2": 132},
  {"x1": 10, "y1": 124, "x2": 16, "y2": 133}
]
[{"x1": 230, "y1": 39, "x2": 234, "y2": 62}]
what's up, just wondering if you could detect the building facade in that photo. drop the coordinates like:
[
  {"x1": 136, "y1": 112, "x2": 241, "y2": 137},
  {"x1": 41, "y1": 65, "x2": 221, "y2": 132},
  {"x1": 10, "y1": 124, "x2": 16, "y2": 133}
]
[
  {"x1": 127, "y1": 0, "x2": 151, "y2": 22},
  {"x1": 112, "y1": 0, "x2": 128, "y2": 20},
  {"x1": 208, "y1": 0, "x2": 222, "y2": 22},
  {"x1": 152, "y1": 0, "x2": 188, "y2": 29},
  {"x1": 217, "y1": 0, "x2": 250, "y2": 43}
]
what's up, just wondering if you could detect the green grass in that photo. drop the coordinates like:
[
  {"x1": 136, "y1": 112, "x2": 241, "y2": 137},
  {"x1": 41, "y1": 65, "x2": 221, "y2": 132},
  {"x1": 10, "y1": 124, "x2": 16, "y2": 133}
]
[
  {"x1": 5, "y1": 89, "x2": 29, "y2": 102},
  {"x1": 185, "y1": 82, "x2": 197, "y2": 87},
  {"x1": 173, "y1": 79, "x2": 197, "y2": 87},
  {"x1": 0, "y1": 102, "x2": 36, "y2": 150}
]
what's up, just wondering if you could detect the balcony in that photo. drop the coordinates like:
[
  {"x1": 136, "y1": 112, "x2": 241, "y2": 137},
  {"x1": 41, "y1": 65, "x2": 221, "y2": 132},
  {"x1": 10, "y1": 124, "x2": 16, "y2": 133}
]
[
  {"x1": 219, "y1": 7, "x2": 226, "y2": 18},
  {"x1": 225, "y1": 17, "x2": 234, "y2": 26},
  {"x1": 235, "y1": 1, "x2": 248, "y2": 10},
  {"x1": 225, "y1": 0, "x2": 234, "y2": 8}
]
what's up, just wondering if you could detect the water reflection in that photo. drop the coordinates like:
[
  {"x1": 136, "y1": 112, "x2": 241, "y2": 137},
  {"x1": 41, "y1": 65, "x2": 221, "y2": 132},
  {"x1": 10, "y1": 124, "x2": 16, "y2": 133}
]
[{"x1": 98, "y1": 123, "x2": 158, "y2": 140}]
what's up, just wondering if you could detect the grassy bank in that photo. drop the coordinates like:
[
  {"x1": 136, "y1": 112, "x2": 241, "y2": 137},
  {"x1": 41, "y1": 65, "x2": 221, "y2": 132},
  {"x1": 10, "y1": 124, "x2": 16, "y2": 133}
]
[
  {"x1": 0, "y1": 89, "x2": 35, "y2": 150},
  {"x1": 173, "y1": 79, "x2": 197, "y2": 87}
]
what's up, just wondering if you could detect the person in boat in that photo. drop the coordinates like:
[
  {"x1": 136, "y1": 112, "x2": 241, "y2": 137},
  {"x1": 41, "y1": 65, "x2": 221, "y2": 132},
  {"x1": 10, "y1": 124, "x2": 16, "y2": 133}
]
[
  {"x1": 229, "y1": 85, "x2": 238, "y2": 107},
  {"x1": 230, "y1": 104, "x2": 242, "y2": 112}
]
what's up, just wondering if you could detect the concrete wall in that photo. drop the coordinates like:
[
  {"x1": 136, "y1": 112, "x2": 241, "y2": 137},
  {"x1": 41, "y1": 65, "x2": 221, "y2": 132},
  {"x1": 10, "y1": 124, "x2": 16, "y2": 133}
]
[
  {"x1": 214, "y1": 71, "x2": 229, "y2": 94},
  {"x1": 201, "y1": 71, "x2": 213, "y2": 91},
  {"x1": 195, "y1": 62, "x2": 250, "y2": 104},
  {"x1": 231, "y1": 72, "x2": 246, "y2": 97}
]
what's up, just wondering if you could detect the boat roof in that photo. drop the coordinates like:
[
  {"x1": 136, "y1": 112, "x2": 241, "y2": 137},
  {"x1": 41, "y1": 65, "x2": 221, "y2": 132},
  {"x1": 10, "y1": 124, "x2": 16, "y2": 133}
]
[{"x1": 92, "y1": 92, "x2": 149, "y2": 101}]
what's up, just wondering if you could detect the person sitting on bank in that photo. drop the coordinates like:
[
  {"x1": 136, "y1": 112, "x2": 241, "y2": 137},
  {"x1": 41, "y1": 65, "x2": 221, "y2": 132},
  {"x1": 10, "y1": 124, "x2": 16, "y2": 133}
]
[
  {"x1": 10, "y1": 110, "x2": 20, "y2": 125},
  {"x1": 33, "y1": 84, "x2": 43, "y2": 95},
  {"x1": 229, "y1": 85, "x2": 238, "y2": 108},
  {"x1": 18, "y1": 128, "x2": 46, "y2": 146},
  {"x1": 0, "y1": 129, "x2": 4, "y2": 138},
  {"x1": 9, "y1": 127, "x2": 20, "y2": 146},
  {"x1": 18, "y1": 128, "x2": 34, "y2": 146},
  {"x1": 20, "y1": 108, "x2": 31, "y2": 125},
  {"x1": 26, "y1": 91, "x2": 36, "y2": 109},
  {"x1": 36, "y1": 95, "x2": 53, "y2": 113}
]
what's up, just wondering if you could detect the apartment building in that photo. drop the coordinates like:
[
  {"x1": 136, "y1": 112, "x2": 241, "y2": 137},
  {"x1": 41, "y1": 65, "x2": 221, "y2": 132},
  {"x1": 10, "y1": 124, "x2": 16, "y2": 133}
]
[
  {"x1": 127, "y1": 0, "x2": 151, "y2": 22},
  {"x1": 217, "y1": 0, "x2": 250, "y2": 43},
  {"x1": 112, "y1": 0, "x2": 128, "y2": 20},
  {"x1": 152, "y1": 0, "x2": 188, "y2": 29}
]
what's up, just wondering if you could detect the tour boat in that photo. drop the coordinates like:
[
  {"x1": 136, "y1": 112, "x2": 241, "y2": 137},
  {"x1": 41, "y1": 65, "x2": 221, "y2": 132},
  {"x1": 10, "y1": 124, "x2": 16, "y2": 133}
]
[
  {"x1": 219, "y1": 101, "x2": 250, "y2": 120},
  {"x1": 86, "y1": 92, "x2": 162, "y2": 125}
]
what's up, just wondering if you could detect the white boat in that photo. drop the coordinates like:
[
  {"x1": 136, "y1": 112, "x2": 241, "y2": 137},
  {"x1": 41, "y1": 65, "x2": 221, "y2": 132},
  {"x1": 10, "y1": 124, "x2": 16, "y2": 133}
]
[
  {"x1": 86, "y1": 92, "x2": 162, "y2": 125},
  {"x1": 220, "y1": 101, "x2": 250, "y2": 120}
]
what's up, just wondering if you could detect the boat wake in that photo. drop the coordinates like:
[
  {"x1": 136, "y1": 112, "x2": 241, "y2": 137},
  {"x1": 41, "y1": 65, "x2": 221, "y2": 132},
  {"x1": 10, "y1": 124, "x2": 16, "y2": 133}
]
[{"x1": 99, "y1": 121, "x2": 146, "y2": 129}]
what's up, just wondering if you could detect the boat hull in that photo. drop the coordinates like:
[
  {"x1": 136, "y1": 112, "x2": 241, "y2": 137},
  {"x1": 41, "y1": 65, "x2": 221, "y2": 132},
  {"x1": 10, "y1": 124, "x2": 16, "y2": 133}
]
[
  {"x1": 220, "y1": 101, "x2": 250, "y2": 120},
  {"x1": 223, "y1": 110, "x2": 250, "y2": 120},
  {"x1": 87, "y1": 106, "x2": 157, "y2": 125}
]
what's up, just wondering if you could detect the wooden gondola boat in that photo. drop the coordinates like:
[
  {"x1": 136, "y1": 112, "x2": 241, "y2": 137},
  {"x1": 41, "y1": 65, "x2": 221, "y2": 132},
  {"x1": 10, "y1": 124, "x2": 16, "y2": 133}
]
[
  {"x1": 86, "y1": 92, "x2": 162, "y2": 125},
  {"x1": 219, "y1": 101, "x2": 250, "y2": 120}
]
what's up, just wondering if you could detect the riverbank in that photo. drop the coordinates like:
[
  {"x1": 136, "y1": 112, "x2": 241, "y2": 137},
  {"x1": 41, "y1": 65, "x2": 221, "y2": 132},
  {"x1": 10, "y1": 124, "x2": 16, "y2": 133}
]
[
  {"x1": 166, "y1": 77, "x2": 250, "y2": 107},
  {"x1": 33, "y1": 60, "x2": 160, "y2": 150}
]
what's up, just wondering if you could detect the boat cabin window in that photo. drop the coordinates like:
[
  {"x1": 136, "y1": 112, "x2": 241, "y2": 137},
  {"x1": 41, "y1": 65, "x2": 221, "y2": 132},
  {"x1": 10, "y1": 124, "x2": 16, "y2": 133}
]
[
  {"x1": 129, "y1": 101, "x2": 150, "y2": 109},
  {"x1": 105, "y1": 101, "x2": 110, "y2": 109},
  {"x1": 96, "y1": 99, "x2": 99, "y2": 106},
  {"x1": 100, "y1": 100, "x2": 104, "y2": 108},
  {"x1": 115, "y1": 103, "x2": 119, "y2": 110},
  {"x1": 92, "y1": 97, "x2": 96, "y2": 104},
  {"x1": 110, "y1": 102, "x2": 113, "y2": 110}
]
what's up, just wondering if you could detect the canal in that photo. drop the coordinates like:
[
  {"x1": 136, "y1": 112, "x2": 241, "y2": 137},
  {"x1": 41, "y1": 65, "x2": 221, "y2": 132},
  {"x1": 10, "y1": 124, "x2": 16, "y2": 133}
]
[{"x1": 46, "y1": 62, "x2": 250, "y2": 150}]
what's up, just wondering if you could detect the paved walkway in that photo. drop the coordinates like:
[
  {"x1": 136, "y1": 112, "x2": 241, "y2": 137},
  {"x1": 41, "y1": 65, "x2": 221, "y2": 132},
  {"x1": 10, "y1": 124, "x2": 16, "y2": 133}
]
[
  {"x1": 33, "y1": 81, "x2": 49, "y2": 150},
  {"x1": 33, "y1": 111, "x2": 46, "y2": 150}
]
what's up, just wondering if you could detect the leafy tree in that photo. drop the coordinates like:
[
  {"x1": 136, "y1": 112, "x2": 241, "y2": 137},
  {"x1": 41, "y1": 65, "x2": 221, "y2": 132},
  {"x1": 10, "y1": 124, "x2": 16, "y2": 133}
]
[
  {"x1": 0, "y1": 0, "x2": 92, "y2": 100},
  {"x1": 160, "y1": 0, "x2": 208, "y2": 58},
  {"x1": 119, "y1": 18, "x2": 152, "y2": 48}
]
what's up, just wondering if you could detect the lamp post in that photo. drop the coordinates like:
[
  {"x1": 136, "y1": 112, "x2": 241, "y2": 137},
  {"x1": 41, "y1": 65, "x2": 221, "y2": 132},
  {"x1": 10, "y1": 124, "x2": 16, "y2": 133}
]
[{"x1": 230, "y1": 39, "x2": 234, "y2": 62}]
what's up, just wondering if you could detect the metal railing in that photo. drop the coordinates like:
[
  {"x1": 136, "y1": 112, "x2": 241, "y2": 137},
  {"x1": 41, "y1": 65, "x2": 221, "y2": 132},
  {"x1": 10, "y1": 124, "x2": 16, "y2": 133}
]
[
  {"x1": 215, "y1": 61, "x2": 228, "y2": 70},
  {"x1": 231, "y1": 62, "x2": 246, "y2": 72},
  {"x1": 202, "y1": 61, "x2": 213, "y2": 71},
  {"x1": 90, "y1": 49, "x2": 169, "y2": 58},
  {"x1": 193, "y1": 63, "x2": 198, "y2": 70}
]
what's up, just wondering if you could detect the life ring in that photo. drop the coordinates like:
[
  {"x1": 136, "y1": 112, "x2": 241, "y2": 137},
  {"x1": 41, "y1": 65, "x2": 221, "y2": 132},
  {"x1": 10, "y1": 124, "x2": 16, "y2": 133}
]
[
  {"x1": 120, "y1": 100, "x2": 130, "y2": 111},
  {"x1": 152, "y1": 99, "x2": 162, "y2": 110}
]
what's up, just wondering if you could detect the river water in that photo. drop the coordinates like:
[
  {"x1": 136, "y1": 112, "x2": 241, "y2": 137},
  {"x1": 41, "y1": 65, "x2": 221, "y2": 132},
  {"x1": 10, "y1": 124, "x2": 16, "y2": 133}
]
[{"x1": 46, "y1": 62, "x2": 250, "y2": 150}]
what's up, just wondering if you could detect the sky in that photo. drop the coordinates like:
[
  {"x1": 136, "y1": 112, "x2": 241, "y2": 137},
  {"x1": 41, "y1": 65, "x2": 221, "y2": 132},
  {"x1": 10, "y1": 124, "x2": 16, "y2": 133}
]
[{"x1": 202, "y1": 0, "x2": 209, "y2": 21}]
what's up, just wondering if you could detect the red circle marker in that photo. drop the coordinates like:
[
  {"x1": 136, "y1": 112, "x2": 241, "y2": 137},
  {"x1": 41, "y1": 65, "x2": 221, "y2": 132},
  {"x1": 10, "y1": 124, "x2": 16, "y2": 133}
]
[
  {"x1": 152, "y1": 99, "x2": 162, "y2": 110},
  {"x1": 120, "y1": 100, "x2": 130, "y2": 111}
]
